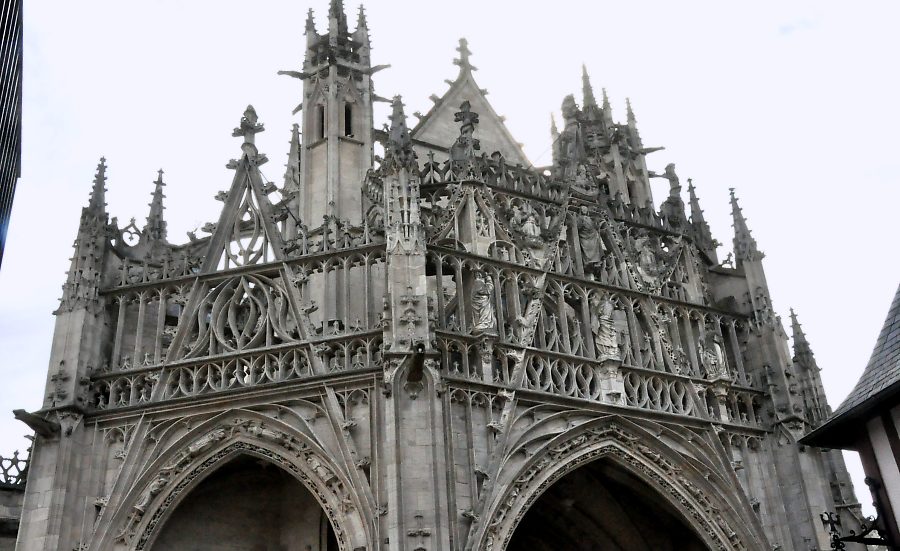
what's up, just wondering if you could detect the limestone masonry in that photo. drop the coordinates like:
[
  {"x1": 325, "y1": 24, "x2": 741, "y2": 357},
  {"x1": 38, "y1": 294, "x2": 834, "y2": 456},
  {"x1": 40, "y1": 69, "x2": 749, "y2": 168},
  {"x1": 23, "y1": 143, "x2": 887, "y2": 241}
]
[{"x1": 10, "y1": 2, "x2": 870, "y2": 550}]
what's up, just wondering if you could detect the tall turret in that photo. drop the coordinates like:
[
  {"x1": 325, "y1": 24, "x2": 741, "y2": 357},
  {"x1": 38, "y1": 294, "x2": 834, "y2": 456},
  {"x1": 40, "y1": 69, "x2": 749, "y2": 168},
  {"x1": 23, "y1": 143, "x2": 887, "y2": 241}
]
[{"x1": 279, "y1": 0, "x2": 378, "y2": 225}]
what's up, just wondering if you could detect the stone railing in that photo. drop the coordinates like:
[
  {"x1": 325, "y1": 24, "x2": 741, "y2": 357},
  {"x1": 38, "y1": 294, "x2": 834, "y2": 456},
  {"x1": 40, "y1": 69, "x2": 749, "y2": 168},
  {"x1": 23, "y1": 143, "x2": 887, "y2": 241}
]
[
  {"x1": 420, "y1": 155, "x2": 565, "y2": 203},
  {"x1": 91, "y1": 332, "x2": 383, "y2": 411},
  {"x1": 0, "y1": 451, "x2": 28, "y2": 488}
]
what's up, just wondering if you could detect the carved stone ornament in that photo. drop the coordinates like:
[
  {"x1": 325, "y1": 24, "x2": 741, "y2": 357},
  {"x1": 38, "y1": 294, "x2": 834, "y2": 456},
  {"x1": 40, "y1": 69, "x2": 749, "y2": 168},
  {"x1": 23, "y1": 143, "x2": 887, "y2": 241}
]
[
  {"x1": 113, "y1": 419, "x2": 366, "y2": 551},
  {"x1": 478, "y1": 423, "x2": 748, "y2": 551}
]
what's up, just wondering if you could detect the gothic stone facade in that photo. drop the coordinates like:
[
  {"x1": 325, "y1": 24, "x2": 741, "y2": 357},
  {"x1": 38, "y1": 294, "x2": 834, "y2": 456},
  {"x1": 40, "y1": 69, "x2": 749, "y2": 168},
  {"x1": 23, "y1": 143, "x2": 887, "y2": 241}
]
[{"x1": 14, "y1": 3, "x2": 867, "y2": 550}]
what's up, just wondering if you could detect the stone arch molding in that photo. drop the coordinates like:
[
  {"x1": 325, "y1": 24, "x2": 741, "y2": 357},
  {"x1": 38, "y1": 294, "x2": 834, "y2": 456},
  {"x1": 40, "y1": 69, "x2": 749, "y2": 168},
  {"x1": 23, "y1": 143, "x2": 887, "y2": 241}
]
[
  {"x1": 103, "y1": 412, "x2": 371, "y2": 551},
  {"x1": 473, "y1": 419, "x2": 765, "y2": 551}
]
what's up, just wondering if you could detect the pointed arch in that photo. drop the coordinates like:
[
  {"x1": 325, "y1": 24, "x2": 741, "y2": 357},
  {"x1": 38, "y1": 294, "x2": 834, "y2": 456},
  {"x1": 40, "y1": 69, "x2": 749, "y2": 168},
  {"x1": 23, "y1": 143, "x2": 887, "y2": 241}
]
[
  {"x1": 471, "y1": 417, "x2": 767, "y2": 551},
  {"x1": 103, "y1": 412, "x2": 372, "y2": 551}
]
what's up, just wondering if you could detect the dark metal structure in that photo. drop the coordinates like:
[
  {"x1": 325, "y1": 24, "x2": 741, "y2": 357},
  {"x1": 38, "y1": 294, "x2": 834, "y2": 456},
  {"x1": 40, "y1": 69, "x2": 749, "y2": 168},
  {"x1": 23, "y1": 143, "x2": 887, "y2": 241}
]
[{"x1": 0, "y1": 0, "x2": 23, "y2": 269}]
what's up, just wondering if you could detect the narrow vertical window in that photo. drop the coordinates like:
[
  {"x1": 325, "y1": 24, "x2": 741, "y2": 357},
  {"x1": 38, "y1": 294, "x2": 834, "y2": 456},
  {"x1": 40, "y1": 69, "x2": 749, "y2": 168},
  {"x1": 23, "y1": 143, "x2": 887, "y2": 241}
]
[
  {"x1": 344, "y1": 104, "x2": 353, "y2": 137},
  {"x1": 317, "y1": 105, "x2": 325, "y2": 139}
]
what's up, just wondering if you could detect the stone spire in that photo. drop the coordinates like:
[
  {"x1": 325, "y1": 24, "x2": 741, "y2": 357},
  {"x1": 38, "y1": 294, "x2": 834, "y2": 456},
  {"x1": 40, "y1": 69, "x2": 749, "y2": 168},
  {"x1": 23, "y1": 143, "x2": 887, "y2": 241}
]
[
  {"x1": 581, "y1": 64, "x2": 598, "y2": 110},
  {"x1": 687, "y1": 178, "x2": 717, "y2": 261},
  {"x1": 729, "y1": 188, "x2": 763, "y2": 264},
  {"x1": 453, "y1": 37, "x2": 477, "y2": 76},
  {"x1": 626, "y1": 97, "x2": 636, "y2": 124},
  {"x1": 356, "y1": 4, "x2": 368, "y2": 33},
  {"x1": 144, "y1": 169, "x2": 167, "y2": 242},
  {"x1": 87, "y1": 157, "x2": 108, "y2": 215},
  {"x1": 56, "y1": 158, "x2": 110, "y2": 314},
  {"x1": 789, "y1": 308, "x2": 831, "y2": 424},
  {"x1": 789, "y1": 309, "x2": 814, "y2": 362}
]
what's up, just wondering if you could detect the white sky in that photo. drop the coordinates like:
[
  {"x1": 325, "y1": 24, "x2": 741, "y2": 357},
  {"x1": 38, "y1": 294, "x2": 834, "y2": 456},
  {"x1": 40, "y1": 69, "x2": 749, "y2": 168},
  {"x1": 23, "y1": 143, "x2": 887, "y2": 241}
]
[{"x1": 2, "y1": 0, "x2": 898, "y2": 516}]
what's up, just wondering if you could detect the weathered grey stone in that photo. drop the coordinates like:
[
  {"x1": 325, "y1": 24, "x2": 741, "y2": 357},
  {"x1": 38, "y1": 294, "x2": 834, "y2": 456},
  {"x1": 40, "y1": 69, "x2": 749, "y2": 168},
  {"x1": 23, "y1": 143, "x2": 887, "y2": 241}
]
[{"x1": 10, "y1": 2, "x2": 868, "y2": 550}]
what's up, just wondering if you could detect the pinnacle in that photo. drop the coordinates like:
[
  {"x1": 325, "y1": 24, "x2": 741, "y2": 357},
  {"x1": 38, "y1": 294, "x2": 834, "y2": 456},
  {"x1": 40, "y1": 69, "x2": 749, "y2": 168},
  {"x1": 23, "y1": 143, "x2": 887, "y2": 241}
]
[
  {"x1": 385, "y1": 95, "x2": 414, "y2": 168},
  {"x1": 789, "y1": 308, "x2": 814, "y2": 358},
  {"x1": 305, "y1": 8, "x2": 316, "y2": 34},
  {"x1": 729, "y1": 188, "x2": 761, "y2": 262},
  {"x1": 581, "y1": 64, "x2": 598, "y2": 109},
  {"x1": 328, "y1": 0, "x2": 349, "y2": 37},
  {"x1": 145, "y1": 169, "x2": 167, "y2": 241},
  {"x1": 356, "y1": 4, "x2": 367, "y2": 29},
  {"x1": 626, "y1": 97, "x2": 636, "y2": 123},
  {"x1": 87, "y1": 157, "x2": 108, "y2": 213}
]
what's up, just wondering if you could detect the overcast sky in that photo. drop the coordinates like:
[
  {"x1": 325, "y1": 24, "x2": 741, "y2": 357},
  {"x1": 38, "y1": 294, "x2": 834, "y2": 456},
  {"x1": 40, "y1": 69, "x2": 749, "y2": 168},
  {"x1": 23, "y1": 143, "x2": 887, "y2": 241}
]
[{"x1": 2, "y1": 0, "x2": 898, "y2": 515}]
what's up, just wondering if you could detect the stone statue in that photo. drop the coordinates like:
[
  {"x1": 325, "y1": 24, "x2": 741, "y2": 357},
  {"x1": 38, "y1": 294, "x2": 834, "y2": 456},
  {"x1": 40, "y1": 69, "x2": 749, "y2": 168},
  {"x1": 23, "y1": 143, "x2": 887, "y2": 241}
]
[
  {"x1": 472, "y1": 271, "x2": 496, "y2": 333},
  {"x1": 591, "y1": 296, "x2": 620, "y2": 361},
  {"x1": 134, "y1": 471, "x2": 170, "y2": 514},
  {"x1": 699, "y1": 332, "x2": 728, "y2": 380},
  {"x1": 576, "y1": 206, "x2": 604, "y2": 269}
]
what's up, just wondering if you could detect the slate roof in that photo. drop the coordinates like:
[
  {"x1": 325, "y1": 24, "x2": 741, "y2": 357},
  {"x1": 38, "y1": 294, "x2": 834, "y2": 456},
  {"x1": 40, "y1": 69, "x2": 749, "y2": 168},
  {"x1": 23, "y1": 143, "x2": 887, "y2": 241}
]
[{"x1": 803, "y1": 282, "x2": 900, "y2": 447}]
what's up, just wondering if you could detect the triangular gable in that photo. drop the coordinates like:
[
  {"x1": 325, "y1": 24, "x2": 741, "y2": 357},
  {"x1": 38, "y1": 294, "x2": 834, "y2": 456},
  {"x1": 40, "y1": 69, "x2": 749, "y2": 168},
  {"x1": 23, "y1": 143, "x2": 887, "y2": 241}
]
[
  {"x1": 412, "y1": 65, "x2": 531, "y2": 167},
  {"x1": 200, "y1": 155, "x2": 287, "y2": 272}
]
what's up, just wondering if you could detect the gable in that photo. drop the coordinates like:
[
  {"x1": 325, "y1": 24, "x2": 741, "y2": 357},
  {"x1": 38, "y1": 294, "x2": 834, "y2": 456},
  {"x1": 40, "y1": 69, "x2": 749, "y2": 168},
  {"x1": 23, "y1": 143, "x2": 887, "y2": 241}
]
[{"x1": 411, "y1": 73, "x2": 531, "y2": 167}]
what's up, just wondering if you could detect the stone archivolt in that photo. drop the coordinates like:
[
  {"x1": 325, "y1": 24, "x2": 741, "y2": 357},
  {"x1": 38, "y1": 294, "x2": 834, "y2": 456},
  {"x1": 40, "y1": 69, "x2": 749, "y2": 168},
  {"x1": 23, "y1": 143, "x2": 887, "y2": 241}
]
[{"x1": 13, "y1": 2, "x2": 867, "y2": 551}]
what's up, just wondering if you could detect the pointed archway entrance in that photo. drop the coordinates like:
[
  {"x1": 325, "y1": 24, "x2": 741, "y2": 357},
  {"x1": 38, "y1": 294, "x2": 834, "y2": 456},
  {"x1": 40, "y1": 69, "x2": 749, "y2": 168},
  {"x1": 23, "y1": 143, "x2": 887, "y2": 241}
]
[
  {"x1": 507, "y1": 458, "x2": 708, "y2": 551},
  {"x1": 152, "y1": 454, "x2": 339, "y2": 551}
]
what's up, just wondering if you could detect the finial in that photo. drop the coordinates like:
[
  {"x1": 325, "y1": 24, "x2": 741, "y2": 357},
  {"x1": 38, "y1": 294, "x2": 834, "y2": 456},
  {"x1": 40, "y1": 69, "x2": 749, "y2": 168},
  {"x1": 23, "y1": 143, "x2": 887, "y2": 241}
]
[
  {"x1": 232, "y1": 105, "x2": 265, "y2": 145},
  {"x1": 581, "y1": 64, "x2": 598, "y2": 109},
  {"x1": 453, "y1": 38, "x2": 477, "y2": 74},
  {"x1": 88, "y1": 157, "x2": 108, "y2": 213},
  {"x1": 305, "y1": 8, "x2": 316, "y2": 34},
  {"x1": 729, "y1": 188, "x2": 762, "y2": 263},
  {"x1": 145, "y1": 169, "x2": 167, "y2": 241}
]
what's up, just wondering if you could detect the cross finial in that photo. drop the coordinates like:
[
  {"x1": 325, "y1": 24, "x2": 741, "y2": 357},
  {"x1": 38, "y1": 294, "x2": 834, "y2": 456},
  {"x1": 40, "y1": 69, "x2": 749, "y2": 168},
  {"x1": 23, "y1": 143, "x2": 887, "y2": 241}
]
[
  {"x1": 453, "y1": 38, "x2": 477, "y2": 74},
  {"x1": 232, "y1": 105, "x2": 265, "y2": 145}
]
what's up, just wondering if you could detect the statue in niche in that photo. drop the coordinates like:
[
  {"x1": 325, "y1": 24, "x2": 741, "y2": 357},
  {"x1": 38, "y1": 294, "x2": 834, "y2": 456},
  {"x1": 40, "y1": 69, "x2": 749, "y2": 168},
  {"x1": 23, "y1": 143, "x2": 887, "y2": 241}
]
[
  {"x1": 576, "y1": 206, "x2": 605, "y2": 270},
  {"x1": 471, "y1": 271, "x2": 496, "y2": 334},
  {"x1": 591, "y1": 296, "x2": 620, "y2": 361},
  {"x1": 699, "y1": 332, "x2": 729, "y2": 380},
  {"x1": 511, "y1": 202, "x2": 542, "y2": 245},
  {"x1": 557, "y1": 95, "x2": 585, "y2": 179},
  {"x1": 573, "y1": 165, "x2": 596, "y2": 195}
]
